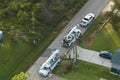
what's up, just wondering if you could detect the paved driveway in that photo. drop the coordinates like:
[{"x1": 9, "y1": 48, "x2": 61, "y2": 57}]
[{"x1": 69, "y1": 46, "x2": 111, "y2": 68}]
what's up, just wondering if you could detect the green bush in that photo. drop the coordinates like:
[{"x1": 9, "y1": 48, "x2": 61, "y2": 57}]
[{"x1": 55, "y1": 59, "x2": 73, "y2": 74}]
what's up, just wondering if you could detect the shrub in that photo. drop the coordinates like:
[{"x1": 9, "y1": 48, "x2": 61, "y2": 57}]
[{"x1": 55, "y1": 59, "x2": 73, "y2": 74}]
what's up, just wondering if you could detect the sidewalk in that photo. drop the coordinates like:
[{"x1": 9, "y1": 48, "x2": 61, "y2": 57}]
[{"x1": 69, "y1": 46, "x2": 111, "y2": 68}]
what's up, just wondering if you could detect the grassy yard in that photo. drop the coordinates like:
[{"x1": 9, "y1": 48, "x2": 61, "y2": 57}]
[
  {"x1": 0, "y1": 27, "x2": 62, "y2": 80},
  {"x1": 78, "y1": 14, "x2": 120, "y2": 53},
  {"x1": 104, "y1": 23, "x2": 120, "y2": 48},
  {"x1": 0, "y1": 39, "x2": 32, "y2": 79},
  {"x1": 55, "y1": 60, "x2": 119, "y2": 80}
]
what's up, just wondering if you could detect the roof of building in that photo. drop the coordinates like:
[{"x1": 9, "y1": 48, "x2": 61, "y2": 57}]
[{"x1": 111, "y1": 49, "x2": 120, "y2": 65}]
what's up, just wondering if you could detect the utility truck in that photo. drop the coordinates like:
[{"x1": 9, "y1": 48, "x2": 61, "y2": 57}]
[
  {"x1": 61, "y1": 25, "x2": 81, "y2": 47},
  {"x1": 39, "y1": 49, "x2": 61, "y2": 77}
]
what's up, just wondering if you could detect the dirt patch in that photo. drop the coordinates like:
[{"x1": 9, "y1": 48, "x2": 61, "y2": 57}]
[{"x1": 102, "y1": 1, "x2": 114, "y2": 13}]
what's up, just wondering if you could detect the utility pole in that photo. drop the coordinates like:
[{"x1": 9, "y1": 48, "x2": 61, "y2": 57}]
[{"x1": 73, "y1": 42, "x2": 77, "y2": 67}]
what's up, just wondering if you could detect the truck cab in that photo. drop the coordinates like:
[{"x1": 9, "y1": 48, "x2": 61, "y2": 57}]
[{"x1": 61, "y1": 26, "x2": 81, "y2": 47}]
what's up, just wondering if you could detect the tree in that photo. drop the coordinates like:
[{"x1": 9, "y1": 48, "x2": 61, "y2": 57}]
[
  {"x1": 11, "y1": 72, "x2": 28, "y2": 80},
  {"x1": 17, "y1": 10, "x2": 28, "y2": 23},
  {"x1": 111, "y1": 0, "x2": 120, "y2": 31},
  {"x1": 111, "y1": 14, "x2": 120, "y2": 31},
  {"x1": 49, "y1": 0, "x2": 65, "y2": 15},
  {"x1": 0, "y1": 9, "x2": 5, "y2": 19},
  {"x1": 9, "y1": 2, "x2": 18, "y2": 11},
  {"x1": 105, "y1": 0, "x2": 120, "y2": 31},
  {"x1": 114, "y1": 0, "x2": 120, "y2": 11}
]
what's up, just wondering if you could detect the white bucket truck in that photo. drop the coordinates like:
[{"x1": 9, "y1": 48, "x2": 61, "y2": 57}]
[
  {"x1": 39, "y1": 49, "x2": 61, "y2": 77},
  {"x1": 61, "y1": 25, "x2": 81, "y2": 47}
]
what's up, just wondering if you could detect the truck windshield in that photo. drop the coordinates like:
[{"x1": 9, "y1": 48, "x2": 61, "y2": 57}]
[{"x1": 43, "y1": 67, "x2": 49, "y2": 70}]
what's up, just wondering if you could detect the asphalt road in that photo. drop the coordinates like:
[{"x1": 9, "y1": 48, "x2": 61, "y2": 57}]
[
  {"x1": 27, "y1": 0, "x2": 109, "y2": 80},
  {"x1": 48, "y1": 0, "x2": 109, "y2": 53}
]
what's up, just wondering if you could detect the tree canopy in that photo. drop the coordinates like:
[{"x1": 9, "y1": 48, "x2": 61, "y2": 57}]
[
  {"x1": 0, "y1": 0, "x2": 86, "y2": 45},
  {"x1": 105, "y1": 0, "x2": 120, "y2": 31}
]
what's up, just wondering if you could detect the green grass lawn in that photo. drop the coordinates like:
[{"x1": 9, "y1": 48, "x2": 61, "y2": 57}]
[
  {"x1": 55, "y1": 60, "x2": 119, "y2": 80},
  {"x1": 0, "y1": 39, "x2": 32, "y2": 79},
  {"x1": 78, "y1": 14, "x2": 120, "y2": 53},
  {"x1": 104, "y1": 23, "x2": 120, "y2": 48},
  {"x1": 0, "y1": 31, "x2": 58, "y2": 80},
  {"x1": 81, "y1": 26, "x2": 117, "y2": 52}
]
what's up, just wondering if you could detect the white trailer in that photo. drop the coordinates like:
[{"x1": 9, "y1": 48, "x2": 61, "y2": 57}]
[
  {"x1": 39, "y1": 50, "x2": 61, "y2": 77},
  {"x1": 61, "y1": 25, "x2": 81, "y2": 47}
]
